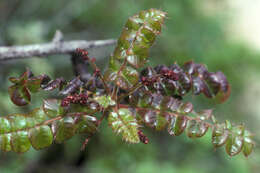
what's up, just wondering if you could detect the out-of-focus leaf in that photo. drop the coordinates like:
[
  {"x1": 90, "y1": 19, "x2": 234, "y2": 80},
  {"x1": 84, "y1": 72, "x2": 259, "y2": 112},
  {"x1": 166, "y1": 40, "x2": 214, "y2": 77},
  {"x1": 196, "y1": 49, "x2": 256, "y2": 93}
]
[
  {"x1": 29, "y1": 108, "x2": 48, "y2": 124},
  {"x1": 41, "y1": 77, "x2": 64, "y2": 91},
  {"x1": 0, "y1": 134, "x2": 12, "y2": 152},
  {"x1": 60, "y1": 77, "x2": 82, "y2": 95},
  {"x1": 29, "y1": 125, "x2": 53, "y2": 150},
  {"x1": 0, "y1": 117, "x2": 11, "y2": 133},
  {"x1": 180, "y1": 102, "x2": 193, "y2": 113},
  {"x1": 11, "y1": 131, "x2": 31, "y2": 153},
  {"x1": 243, "y1": 130, "x2": 254, "y2": 157},
  {"x1": 27, "y1": 76, "x2": 46, "y2": 93}
]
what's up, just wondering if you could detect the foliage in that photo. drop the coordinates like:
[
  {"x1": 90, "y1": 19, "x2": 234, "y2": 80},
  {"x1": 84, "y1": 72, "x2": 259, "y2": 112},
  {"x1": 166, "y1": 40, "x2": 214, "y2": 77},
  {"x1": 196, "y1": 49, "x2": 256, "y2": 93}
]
[{"x1": 0, "y1": 9, "x2": 255, "y2": 158}]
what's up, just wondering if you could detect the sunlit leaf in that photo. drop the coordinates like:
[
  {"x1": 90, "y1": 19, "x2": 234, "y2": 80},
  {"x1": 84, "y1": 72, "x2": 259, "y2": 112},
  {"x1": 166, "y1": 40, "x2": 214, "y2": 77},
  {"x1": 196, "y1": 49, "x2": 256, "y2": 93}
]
[
  {"x1": 108, "y1": 108, "x2": 140, "y2": 143},
  {"x1": 0, "y1": 134, "x2": 12, "y2": 152},
  {"x1": 225, "y1": 125, "x2": 244, "y2": 157},
  {"x1": 11, "y1": 131, "x2": 31, "y2": 153},
  {"x1": 105, "y1": 9, "x2": 166, "y2": 89},
  {"x1": 94, "y1": 95, "x2": 115, "y2": 108},
  {"x1": 243, "y1": 130, "x2": 254, "y2": 157},
  {"x1": 0, "y1": 117, "x2": 11, "y2": 134}
]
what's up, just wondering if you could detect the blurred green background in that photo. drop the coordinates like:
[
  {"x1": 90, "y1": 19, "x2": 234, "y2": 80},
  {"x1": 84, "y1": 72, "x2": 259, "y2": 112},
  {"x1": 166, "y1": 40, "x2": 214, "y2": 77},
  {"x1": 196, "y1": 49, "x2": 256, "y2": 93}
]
[{"x1": 0, "y1": 0, "x2": 259, "y2": 173}]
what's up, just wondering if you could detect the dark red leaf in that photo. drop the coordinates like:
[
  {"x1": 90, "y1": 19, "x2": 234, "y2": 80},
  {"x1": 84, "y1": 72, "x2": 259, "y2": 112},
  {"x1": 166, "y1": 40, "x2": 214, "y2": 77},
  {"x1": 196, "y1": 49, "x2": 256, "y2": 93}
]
[{"x1": 8, "y1": 86, "x2": 31, "y2": 106}]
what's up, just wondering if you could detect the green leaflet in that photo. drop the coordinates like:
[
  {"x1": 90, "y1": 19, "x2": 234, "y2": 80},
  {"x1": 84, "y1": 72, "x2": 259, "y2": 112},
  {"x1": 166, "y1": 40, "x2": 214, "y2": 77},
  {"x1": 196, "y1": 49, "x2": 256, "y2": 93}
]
[
  {"x1": 52, "y1": 116, "x2": 76, "y2": 143},
  {"x1": 0, "y1": 106, "x2": 55, "y2": 153},
  {"x1": 43, "y1": 99, "x2": 64, "y2": 118},
  {"x1": 0, "y1": 134, "x2": 12, "y2": 152},
  {"x1": 29, "y1": 125, "x2": 53, "y2": 150},
  {"x1": 76, "y1": 115, "x2": 98, "y2": 135},
  {"x1": 11, "y1": 131, "x2": 31, "y2": 153},
  {"x1": 243, "y1": 130, "x2": 254, "y2": 157},
  {"x1": 105, "y1": 9, "x2": 166, "y2": 89},
  {"x1": 108, "y1": 108, "x2": 140, "y2": 143},
  {"x1": 52, "y1": 115, "x2": 98, "y2": 144},
  {"x1": 30, "y1": 108, "x2": 48, "y2": 124},
  {"x1": 225, "y1": 125, "x2": 244, "y2": 157},
  {"x1": 0, "y1": 100, "x2": 62, "y2": 135},
  {"x1": 0, "y1": 117, "x2": 11, "y2": 133},
  {"x1": 94, "y1": 95, "x2": 115, "y2": 108},
  {"x1": 0, "y1": 114, "x2": 98, "y2": 153},
  {"x1": 0, "y1": 99, "x2": 98, "y2": 153}
]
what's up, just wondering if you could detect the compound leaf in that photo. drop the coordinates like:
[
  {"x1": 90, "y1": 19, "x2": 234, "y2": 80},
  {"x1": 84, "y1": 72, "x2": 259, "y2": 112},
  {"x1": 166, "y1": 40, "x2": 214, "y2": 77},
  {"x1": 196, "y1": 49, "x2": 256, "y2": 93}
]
[{"x1": 105, "y1": 9, "x2": 166, "y2": 89}]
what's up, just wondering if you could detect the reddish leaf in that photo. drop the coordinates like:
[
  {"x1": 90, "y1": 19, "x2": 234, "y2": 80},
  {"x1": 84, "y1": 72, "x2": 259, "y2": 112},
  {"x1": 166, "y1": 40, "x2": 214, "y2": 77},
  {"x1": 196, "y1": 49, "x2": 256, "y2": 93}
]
[
  {"x1": 8, "y1": 86, "x2": 31, "y2": 106},
  {"x1": 168, "y1": 115, "x2": 188, "y2": 136}
]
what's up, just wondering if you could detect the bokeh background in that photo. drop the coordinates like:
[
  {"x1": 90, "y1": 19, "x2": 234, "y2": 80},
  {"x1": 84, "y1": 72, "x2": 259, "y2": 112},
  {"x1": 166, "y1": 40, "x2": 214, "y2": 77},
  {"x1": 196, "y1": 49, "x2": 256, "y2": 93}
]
[{"x1": 0, "y1": 0, "x2": 259, "y2": 173}]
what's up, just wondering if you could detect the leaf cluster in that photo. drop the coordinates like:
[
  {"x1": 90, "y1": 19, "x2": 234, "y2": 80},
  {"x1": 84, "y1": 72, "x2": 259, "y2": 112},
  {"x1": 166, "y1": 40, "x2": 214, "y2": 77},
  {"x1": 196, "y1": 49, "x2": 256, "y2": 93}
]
[{"x1": 0, "y1": 9, "x2": 255, "y2": 158}]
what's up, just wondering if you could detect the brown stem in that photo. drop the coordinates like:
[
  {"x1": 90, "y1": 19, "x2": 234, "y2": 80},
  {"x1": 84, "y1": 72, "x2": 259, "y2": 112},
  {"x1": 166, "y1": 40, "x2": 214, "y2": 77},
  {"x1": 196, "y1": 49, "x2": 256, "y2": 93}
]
[
  {"x1": 97, "y1": 110, "x2": 108, "y2": 126},
  {"x1": 88, "y1": 59, "x2": 111, "y2": 95},
  {"x1": 43, "y1": 116, "x2": 63, "y2": 125},
  {"x1": 118, "y1": 82, "x2": 143, "y2": 102}
]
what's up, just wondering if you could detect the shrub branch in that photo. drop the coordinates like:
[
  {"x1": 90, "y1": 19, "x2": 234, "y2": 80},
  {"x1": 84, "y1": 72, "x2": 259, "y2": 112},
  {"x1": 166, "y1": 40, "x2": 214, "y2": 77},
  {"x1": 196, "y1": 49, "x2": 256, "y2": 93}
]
[{"x1": 0, "y1": 30, "x2": 116, "y2": 61}]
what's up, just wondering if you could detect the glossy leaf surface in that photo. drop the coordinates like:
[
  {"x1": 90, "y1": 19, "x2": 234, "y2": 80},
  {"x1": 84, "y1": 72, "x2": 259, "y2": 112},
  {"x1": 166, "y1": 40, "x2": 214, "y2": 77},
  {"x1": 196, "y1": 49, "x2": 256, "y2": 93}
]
[
  {"x1": 105, "y1": 9, "x2": 166, "y2": 89},
  {"x1": 29, "y1": 125, "x2": 53, "y2": 150},
  {"x1": 186, "y1": 120, "x2": 208, "y2": 138},
  {"x1": 212, "y1": 123, "x2": 229, "y2": 148},
  {"x1": 108, "y1": 108, "x2": 140, "y2": 143},
  {"x1": 8, "y1": 69, "x2": 49, "y2": 106},
  {"x1": 52, "y1": 116, "x2": 76, "y2": 143}
]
